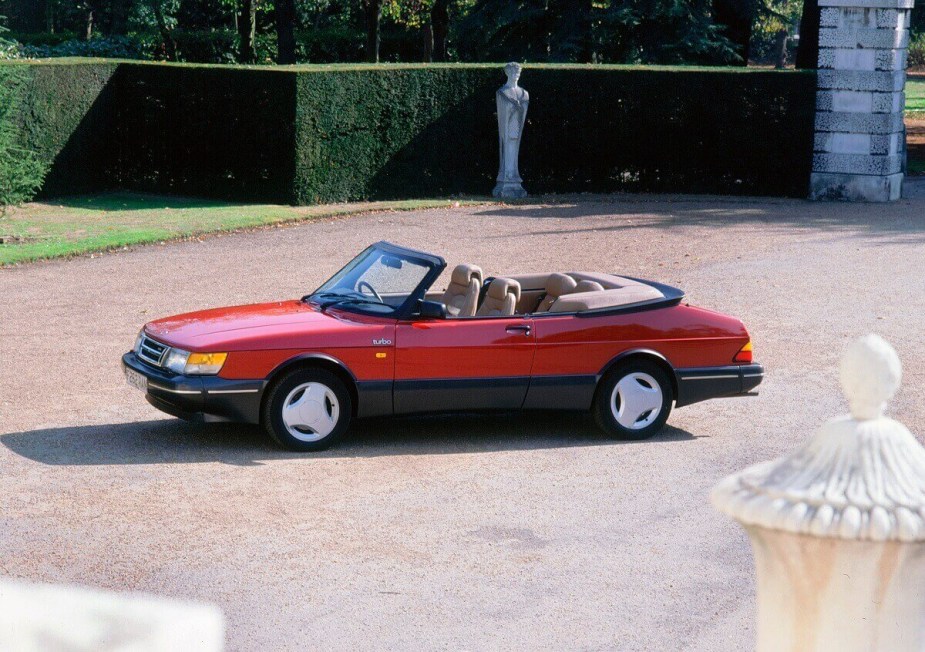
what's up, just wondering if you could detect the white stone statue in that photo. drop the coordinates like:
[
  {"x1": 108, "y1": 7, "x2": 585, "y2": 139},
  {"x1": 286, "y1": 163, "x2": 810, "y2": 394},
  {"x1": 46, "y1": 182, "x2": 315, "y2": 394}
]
[
  {"x1": 493, "y1": 62, "x2": 529, "y2": 199},
  {"x1": 713, "y1": 334, "x2": 925, "y2": 652}
]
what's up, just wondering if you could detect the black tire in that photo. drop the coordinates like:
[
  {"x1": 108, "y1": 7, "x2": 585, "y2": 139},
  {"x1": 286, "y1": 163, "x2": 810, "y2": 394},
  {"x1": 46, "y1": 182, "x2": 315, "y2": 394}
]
[
  {"x1": 262, "y1": 367, "x2": 352, "y2": 452},
  {"x1": 593, "y1": 359, "x2": 673, "y2": 441}
]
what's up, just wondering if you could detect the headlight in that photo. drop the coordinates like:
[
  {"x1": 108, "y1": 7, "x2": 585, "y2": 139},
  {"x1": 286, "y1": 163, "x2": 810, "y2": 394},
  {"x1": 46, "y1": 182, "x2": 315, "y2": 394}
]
[
  {"x1": 161, "y1": 347, "x2": 228, "y2": 375},
  {"x1": 133, "y1": 329, "x2": 145, "y2": 354},
  {"x1": 163, "y1": 348, "x2": 190, "y2": 374},
  {"x1": 184, "y1": 352, "x2": 228, "y2": 375}
]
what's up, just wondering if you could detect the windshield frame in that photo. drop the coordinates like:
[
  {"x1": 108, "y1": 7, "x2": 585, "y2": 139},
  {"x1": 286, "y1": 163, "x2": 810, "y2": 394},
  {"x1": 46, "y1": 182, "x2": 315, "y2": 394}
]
[{"x1": 308, "y1": 241, "x2": 446, "y2": 318}]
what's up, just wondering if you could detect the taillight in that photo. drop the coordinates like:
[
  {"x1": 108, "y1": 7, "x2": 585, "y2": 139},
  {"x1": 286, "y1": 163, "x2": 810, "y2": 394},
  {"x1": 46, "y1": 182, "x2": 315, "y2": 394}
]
[{"x1": 734, "y1": 341, "x2": 753, "y2": 364}]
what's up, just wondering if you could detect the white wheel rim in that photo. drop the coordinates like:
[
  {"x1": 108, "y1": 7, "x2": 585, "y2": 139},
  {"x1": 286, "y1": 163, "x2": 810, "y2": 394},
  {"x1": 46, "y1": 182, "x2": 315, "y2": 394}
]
[
  {"x1": 611, "y1": 372, "x2": 663, "y2": 430},
  {"x1": 281, "y1": 382, "x2": 340, "y2": 442}
]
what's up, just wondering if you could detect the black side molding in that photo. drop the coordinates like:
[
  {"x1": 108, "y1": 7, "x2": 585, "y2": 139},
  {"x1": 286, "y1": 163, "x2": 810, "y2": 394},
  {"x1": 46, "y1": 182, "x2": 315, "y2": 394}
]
[{"x1": 675, "y1": 364, "x2": 764, "y2": 407}]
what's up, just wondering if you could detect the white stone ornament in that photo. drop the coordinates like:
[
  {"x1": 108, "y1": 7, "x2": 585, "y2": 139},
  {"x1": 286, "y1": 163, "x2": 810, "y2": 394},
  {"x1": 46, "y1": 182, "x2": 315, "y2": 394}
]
[
  {"x1": 493, "y1": 62, "x2": 529, "y2": 199},
  {"x1": 713, "y1": 334, "x2": 925, "y2": 651},
  {"x1": 0, "y1": 578, "x2": 225, "y2": 651}
]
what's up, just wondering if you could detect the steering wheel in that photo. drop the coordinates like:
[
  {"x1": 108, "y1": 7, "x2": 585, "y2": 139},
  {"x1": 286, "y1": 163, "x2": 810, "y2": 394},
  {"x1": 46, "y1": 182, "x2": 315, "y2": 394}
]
[{"x1": 356, "y1": 281, "x2": 383, "y2": 302}]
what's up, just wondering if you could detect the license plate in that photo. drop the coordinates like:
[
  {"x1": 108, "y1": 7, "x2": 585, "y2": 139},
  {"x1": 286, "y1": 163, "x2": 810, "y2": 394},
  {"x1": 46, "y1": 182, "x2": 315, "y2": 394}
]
[{"x1": 124, "y1": 367, "x2": 148, "y2": 392}]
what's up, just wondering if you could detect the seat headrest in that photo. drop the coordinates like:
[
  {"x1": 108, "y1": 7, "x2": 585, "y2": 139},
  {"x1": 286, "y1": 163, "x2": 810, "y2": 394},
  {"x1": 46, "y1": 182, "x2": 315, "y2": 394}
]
[
  {"x1": 451, "y1": 263, "x2": 483, "y2": 285},
  {"x1": 574, "y1": 280, "x2": 605, "y2": 293},
  {"x1": 546, "y1": 273, "x2": 577, "y2": 296},
  {"x1": 487, "y1": 277, "x2": 521, "y2": 301}
]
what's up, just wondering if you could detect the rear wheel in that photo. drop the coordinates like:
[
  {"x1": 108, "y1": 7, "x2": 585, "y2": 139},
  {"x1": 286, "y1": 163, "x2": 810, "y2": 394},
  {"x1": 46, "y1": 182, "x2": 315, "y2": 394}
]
[
  {"x1": 593, "y1": 359, "x2": 673, "y2": 440},
  {"x1": 263, "y1": 367, "x2": 352, "y2": 451}
]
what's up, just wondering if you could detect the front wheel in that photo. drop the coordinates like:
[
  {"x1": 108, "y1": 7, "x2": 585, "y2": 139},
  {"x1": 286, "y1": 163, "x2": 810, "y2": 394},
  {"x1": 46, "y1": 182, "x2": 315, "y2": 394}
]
[
  {"x1": 593, "y1": 360, "x2": 673, "y2": 440},
  {"x1": 263, "y1": 367, "x2": 352, "y2": 451}
]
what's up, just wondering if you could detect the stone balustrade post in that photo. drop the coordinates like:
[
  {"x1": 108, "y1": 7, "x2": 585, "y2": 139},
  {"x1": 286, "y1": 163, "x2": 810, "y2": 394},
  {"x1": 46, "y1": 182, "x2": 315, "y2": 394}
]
[
  {"x1": 713, "y1": 334, "x2": 925, "y2": 651},
  {"x1": 809, "y1": 0, "x2": 912, "y2": 201}
]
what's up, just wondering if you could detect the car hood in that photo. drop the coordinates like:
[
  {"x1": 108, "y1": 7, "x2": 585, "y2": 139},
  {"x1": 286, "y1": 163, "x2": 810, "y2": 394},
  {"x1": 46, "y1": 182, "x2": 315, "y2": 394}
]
[{"x1": 144, "y1": 301, "x2": 384, "y2": 351}]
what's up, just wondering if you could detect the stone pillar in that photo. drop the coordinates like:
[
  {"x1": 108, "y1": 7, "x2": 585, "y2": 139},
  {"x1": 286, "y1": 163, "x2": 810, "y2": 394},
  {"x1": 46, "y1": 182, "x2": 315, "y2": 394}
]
[
  {"x1": 713, "y1": 334, "x2": 925, "y2": 651},
  {"x1": 809, "y1": 0, "x2": 911, "y2": 201}
]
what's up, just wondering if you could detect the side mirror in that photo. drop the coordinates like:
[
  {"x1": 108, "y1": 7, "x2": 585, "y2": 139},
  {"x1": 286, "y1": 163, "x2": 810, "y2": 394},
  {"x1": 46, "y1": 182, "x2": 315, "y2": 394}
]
[{"x1": 418, "y1": 300, "x2": 447, "y2": 319}]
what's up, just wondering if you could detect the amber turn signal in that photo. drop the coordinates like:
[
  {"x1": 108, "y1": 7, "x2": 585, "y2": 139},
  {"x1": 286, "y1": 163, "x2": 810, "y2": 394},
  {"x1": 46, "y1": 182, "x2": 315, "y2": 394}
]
[
  {"x1": 734, "y1": 341, "x2": 753, "y2": 364},
  {"x1": 185, "y1": 352, "x2": 228, "y2": 375}
]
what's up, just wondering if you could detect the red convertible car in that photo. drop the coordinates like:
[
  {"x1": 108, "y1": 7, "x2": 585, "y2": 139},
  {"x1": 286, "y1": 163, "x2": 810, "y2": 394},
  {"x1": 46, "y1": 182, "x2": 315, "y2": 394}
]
[{"x1": 123, "y1": 241, "x2": 762, "y2": 451}]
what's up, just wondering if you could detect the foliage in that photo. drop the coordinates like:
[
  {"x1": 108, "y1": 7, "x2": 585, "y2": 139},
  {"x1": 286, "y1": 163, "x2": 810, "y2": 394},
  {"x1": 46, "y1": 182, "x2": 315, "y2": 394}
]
[
  {"x1": 454, "y1": 0, "x2": 738, "y2": 64},
  {"x1": 0, "y1": 64, "x2": 45, "y2": 207},
  {"x1": 0, "y1": 0, "x2": 750, "y2": 65},
  {"x1": 20, "y1": 35, "x2": 142, "y2": 58},
  {"x1": 1, "y1": 60, "x2": 817, "y2": 210},
  {"x1": 749, "y1": 0, "x2": 801, "y2": 65},
  {"x1": 909, "y1": 33, "x2": 925, "y2": 69},
  {"x1": 0, "y1": 13, "x2": 19, "y2": 59},
  {"x1": 6, "y1": 60, "x2": 120, "y2": 200}
]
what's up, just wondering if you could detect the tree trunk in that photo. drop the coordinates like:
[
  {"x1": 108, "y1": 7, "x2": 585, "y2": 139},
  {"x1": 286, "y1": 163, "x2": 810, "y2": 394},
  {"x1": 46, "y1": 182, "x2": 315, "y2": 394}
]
[
  {"x1": 363, "y1": 0, "x2": 383, "y2": 63},
  {"x1": 774, "y1": 29, "x2": 788, "y2": 68},
  {"x1": 431, "y1": 0, "x2": 450, "y2": 62},
  {"x1": 150, "y1": 0, "x2": 177, "y2": 60},
  {"x1": 238, "y1": 0, "x2": 256, "y2": 63},
  {"x1": 712, "y1": 0, "x2": 754, "y2": 65},
  {"x1": 85, "y1": 8, "x2": 94, "y2": 40},
  {"x1": 795, "y1": 0, "x2": 820, "y2": 69},
  {"x1": 422, "y1": 23, "x2": 433, "y2": 62},
  {"x1": 46, "y1": 0, "x2": 54, "y2": 33},
  {"x1": 275, "y1": 0, "x2": 297, "y2": 64}
]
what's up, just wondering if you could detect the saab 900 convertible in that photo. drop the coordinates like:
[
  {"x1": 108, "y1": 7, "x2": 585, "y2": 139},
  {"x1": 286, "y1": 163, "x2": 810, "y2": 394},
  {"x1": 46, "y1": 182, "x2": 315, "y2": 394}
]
[{"x1": 123, "y1": 241, "x2": 763, "y2": 451}]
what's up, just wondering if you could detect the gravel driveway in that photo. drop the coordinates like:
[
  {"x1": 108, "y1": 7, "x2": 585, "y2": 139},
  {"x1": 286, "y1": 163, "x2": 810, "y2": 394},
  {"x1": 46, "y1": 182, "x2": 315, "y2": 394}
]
[{"x1": 2, "y1": 188, "x2": 925, "y2": 651}]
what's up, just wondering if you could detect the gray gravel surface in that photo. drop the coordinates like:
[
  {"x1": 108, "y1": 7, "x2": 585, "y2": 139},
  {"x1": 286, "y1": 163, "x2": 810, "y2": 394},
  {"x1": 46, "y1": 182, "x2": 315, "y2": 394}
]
[{"x1": 2, "y1": 189, "x2": 925, "y2": 651}]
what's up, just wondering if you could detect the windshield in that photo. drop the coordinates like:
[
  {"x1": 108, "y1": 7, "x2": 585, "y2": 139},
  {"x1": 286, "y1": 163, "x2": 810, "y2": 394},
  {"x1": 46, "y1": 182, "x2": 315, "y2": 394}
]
[{"x1": 307, "y1": 244, "x2": 434, "y2": 315}]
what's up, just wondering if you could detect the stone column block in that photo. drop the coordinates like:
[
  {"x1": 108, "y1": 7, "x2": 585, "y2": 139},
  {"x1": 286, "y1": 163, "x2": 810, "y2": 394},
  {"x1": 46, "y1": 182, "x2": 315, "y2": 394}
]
[{"x1": 810, "y1": 0, "x2": 910, "y2": 201}]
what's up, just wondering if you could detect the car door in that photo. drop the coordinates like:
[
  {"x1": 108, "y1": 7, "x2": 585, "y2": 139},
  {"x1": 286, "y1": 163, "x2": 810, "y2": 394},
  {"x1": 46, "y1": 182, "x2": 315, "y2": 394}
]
[{"x1": 393, "y1": 315, "x2": 536, "y2": 414}]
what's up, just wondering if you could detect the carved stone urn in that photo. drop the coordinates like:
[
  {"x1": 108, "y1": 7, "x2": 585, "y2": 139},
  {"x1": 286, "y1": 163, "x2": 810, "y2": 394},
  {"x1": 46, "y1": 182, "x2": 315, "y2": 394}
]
[{"x1": 713, "y1": 334, "x2": 925, "y2": 652}]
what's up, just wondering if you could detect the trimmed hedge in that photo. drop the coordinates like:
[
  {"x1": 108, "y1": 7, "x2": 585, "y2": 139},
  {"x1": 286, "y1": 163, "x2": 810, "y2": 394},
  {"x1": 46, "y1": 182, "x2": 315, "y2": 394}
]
[
  {"x1": 0, "y1": 63, "x2": 46, "y2": 205},
  {"x1": 1, "y1": 59, "x2": 817, "y2": 205},
  {"x1": 1, "y1": 60, "x2": 119, "y2": 204}
]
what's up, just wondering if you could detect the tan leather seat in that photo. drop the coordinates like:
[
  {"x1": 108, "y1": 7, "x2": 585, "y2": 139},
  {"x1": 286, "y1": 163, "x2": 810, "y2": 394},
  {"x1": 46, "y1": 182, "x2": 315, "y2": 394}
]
[
  {"x1": 477, "y1": 278, "x2": 520, "y2": 317},
  {"x1": 441, "y1": 264, "x2": 482, "y2": 317},
  {"x1": 574, "y1": 280, "x2": 605, "y2": 293},
  {"x1": 535, "y1": 273, "x2": 578, "y2": 312}
]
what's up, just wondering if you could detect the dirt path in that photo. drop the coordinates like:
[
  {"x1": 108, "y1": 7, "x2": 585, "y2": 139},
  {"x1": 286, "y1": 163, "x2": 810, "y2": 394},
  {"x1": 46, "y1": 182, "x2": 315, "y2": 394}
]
[{"x1": 2, "y1": 192, "x2": 925, "y2": 650}]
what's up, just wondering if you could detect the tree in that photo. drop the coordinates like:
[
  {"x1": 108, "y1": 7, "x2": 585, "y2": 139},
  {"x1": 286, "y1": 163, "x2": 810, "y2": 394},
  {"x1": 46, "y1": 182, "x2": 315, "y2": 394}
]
[
  {"x1": 150, "y1": 0, "x2": 178, "y2": 60},
  {"x1": 238, "y1": 0, "x2": 256, "y2": 62},
  {"x1": 795, "y1": 0, "x2": 819, "y2": 69},
  {"x1": 363, "y1": 0, "x2": 383, "y2": 62},
  {"x1": 431, "y1": 0, "x2": 449, "y2": 61},
  {"x1": 711, "y1": 0, "x2": 754, "y2": 64},
  {"x1": 276, "y1": 0, "x2": 297, "y2": 63},
  {"x1": 110, "y1": 0, "x2": 129, "y2": 35},
  {"x1": 456, "y1": 0, "x2": 734, "y2": 64}
]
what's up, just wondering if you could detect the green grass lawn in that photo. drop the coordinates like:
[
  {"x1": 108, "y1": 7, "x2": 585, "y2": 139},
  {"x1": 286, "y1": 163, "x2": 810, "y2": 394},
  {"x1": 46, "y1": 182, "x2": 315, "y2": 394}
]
[
  {"x1": 907, "y1": 80, "x2": 925, "y2": 117},
  {"x1": 0, "y1": 193, "x2": 486, "y2": 266}
]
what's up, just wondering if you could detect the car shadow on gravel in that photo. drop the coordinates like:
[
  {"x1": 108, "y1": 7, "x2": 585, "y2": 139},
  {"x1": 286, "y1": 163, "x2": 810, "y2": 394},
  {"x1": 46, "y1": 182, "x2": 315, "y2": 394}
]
[{"x1": 2, "y1": 411, "x2": 698, "y2": 466}]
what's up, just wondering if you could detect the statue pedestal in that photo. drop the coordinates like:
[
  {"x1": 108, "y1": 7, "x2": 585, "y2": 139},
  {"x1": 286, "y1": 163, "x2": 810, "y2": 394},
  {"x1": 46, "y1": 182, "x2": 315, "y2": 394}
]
[{"x1": 492, "y1": 180, "x2": 527, "y2": 198}]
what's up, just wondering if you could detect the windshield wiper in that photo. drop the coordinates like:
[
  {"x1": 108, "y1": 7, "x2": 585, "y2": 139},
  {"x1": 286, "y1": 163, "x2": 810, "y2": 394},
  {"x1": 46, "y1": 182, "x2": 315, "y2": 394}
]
[
  {"x1": 302, "y1": 291, "x2": 348, "y2": 303},
  {"x1": 328, "y1": 297, "x2": 389, "y2": 309}
]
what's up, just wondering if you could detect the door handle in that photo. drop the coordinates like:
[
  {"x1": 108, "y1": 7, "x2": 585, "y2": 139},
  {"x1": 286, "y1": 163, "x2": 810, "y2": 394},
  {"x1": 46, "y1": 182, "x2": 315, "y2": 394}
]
[{"x1": 505, "y1": 324, "x2": 531, "y2": 335}]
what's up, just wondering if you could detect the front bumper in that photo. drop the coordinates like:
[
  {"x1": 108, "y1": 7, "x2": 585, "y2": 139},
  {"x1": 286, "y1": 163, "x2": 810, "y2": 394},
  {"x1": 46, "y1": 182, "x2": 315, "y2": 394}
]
[
  {"x1": 122, "y1": 351, "x2": 264, "y2": 424},
  {"x1": 674, "y1": 363, "x2": 764, "y2": 407}
]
